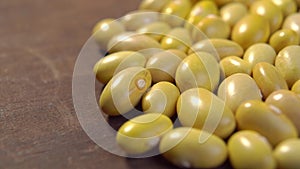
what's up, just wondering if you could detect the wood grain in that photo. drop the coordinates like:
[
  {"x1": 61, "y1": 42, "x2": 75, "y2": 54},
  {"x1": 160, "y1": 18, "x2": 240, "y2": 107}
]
[{"x1": 0, "y1": 1, "x2": 233, "y2": 169}]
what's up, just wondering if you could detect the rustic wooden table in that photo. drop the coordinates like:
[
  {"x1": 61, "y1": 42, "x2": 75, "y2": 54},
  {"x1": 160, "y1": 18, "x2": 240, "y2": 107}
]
[{"x1": 0, "y1": 1, "x2": 232, "y2": 168}]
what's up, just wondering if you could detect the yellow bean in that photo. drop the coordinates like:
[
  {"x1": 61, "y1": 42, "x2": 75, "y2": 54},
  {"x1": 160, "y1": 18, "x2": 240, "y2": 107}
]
[
  {"x1": 275, "y1": 45, "x2": 300, "y2": 88},
  {"x1": 236, "y1": 100, "x2": 298, "y2": 146},
  {"x1": 175, "y1": 52, "x2": 220, "y2": 92},
  {"x1": 253, "y1": 62, "x2": 288, "y2": 99},
  {"x1": 228, "y1": 130, "x2": 276, "y2": 169},
  {"x1": 93, "y1": 51, "x2": 146, "y2": 84},
  {"x1": 218, "y1": 73, "x2": 262, "y2": 113},
  {"x1": 116, "y1": 113, "x2": 173, "y2": 154},
  {"x1": 231, "y1": 14, "x2": 270, "y2": 49},
  {"x1": 273, "y1": 138, "x2": 300, "y2": 169},
  {"x1": 159, "y1": 127, "x2": 228, "y2": 168},
  {"x1": 266, "y1": 90, "x2": 300, "y2": 135},
  {"x1": 100, "y1": 67, "x2": 152, "y2": 116},
  {"x1": 219, "y1": 56, "x2": 251, "y2": 77},
  {"x1": 177, "y1": 88, "x2": 236, "y2": 138},
  {"x1": 92, "y1": 19, "x2": 125, "y2": 48},
  {"x1": 146, "y1": 49, "x2": 186, "y2": 83},
  {"x1": 142, "y1": 82, "x2": 180, "y2": 117}
]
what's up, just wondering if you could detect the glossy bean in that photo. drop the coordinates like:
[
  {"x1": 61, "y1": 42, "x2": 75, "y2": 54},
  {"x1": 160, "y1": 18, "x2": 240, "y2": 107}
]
[
  {"x1": 282, "y1": 13, "x2": 300, "y2": 42},
  {"x1": 218, "y1": 73, "x2": 262, "y2": 113},
  {"x1": 231, "y1": 14, "x2": 270, "y2": 49},
  {"x1": 177, "y1": 88, "x2": 236, "y2": 138},
  {"x1": 160, "y1": 28, "x2": 192, "y2": 52},
  {"x1": 185, "y1": 0, "x2": 218, "y2": 32},
  {"x1": 189, "y1": 38, "x2": 244, "y2": 60},
  {"x1": 100, "y1": 67, "x2": 152, "y2": 116},
  {"x1": 253, "y1": 62, "x2": 288, "y2": 99},
  {"x1": 121, "y1": 10, "x2": 159, "y2": 31},
  {"x1": 92, "y1": 19, "x2": 125, "y2": 48},
  {"x1": 117, "y1": 113, "x2": 173, "y2": 154},
  {"x1": 220, "y1": 56, "x2": 251, "y2": 77},
  {"x1": 228, "y1": 130, "x2": 276, "y2": 169},
  {"x1": 273, "y1": 138, "x2": 300, "y2": 169},
  {"x1": 137, "y1": 21, "x2": 171, "y2": 41},
  {"x1": 269, "y1": 29, "x2": 300, "y2": 53},
  {"x1": 266, "y1": 90, "x2": 300, "y2": 135},
  {"x1": 93, "y1": 51, "x2": 146, "y2": 84},
  {"x1": 146, "y1": 49, "x2": 186, "y2": 83},
  {"x1": 108, "y1": 34, "x2": 161, "y2": 53},
  {"x1": 159, "y1": 127, "x2": 228, "y2": 168},
  {"x1": 196, "y1": 15, "x2": 231, "y2": 39},
  {"x1": 275, "y1": 45, "x2": 300, "y2": 88},
  {"x1": 269, "y1": 0, "x2": 297, "y2": 17},
  {"x1": 175, "y1": 52, "x2": 220, "y2": 92},
  {"x1": 250, "y1": 0, "x2": 283, "y2": 33},
  {"x1": 161, "y1": 0, "x2": 192, "y2": 27},
  {"x1": 243, "y1": 43, "x2": 276, "y2": 70},
  {"x1": 142, "y1": 82, "x2": 180, "y2": 117},
  {"x1": 236, "y1": 100, "x2": 298, "y2": 146},
  {"x1": 220, "y1": 2, "x2": 248, "y2": 27}
]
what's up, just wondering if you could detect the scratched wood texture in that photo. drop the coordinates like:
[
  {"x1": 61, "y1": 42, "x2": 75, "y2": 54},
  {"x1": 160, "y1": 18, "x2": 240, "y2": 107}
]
[{"x1": 0, "y1": 1, "x2": 233, "y2": 169}]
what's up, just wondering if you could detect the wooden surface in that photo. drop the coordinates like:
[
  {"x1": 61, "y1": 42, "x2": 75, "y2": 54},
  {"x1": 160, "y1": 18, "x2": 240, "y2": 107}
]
[{"x1": 0, "y1": 1, "x2": 232, "y2": 169}]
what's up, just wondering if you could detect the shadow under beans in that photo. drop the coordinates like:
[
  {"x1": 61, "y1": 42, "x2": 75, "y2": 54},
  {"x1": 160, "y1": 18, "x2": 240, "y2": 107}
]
[
  {"x1": 107, "y1": 108, "x2": 144, "y2": 131},
  {"x1": 126, "y1": 155, "x2": 233, "y2": 169}
]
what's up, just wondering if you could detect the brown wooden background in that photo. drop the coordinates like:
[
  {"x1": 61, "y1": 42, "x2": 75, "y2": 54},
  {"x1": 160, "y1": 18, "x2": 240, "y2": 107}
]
[{"x1": 0, "y1": 0, "x2": 232, "y2": 168}]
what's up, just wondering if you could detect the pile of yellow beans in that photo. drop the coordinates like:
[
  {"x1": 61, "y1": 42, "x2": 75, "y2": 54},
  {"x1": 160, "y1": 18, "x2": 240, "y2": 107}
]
[{"x1": 92, "y1": 0, "x2": 300, "y2": 168}]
